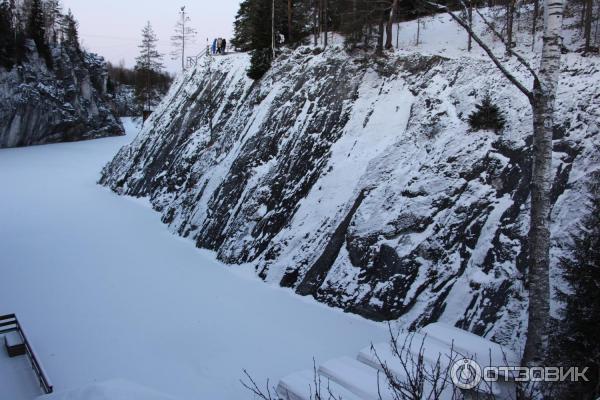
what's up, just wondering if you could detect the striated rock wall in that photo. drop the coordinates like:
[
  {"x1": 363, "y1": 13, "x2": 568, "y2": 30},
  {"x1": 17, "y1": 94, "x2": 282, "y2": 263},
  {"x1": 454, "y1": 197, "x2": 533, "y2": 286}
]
[
  {"x1": 0, "y1": 41, "x2": 123, "y2": 148},
  {"x1": 100, "y1": 46, "x2": 600, "y2": 349}
]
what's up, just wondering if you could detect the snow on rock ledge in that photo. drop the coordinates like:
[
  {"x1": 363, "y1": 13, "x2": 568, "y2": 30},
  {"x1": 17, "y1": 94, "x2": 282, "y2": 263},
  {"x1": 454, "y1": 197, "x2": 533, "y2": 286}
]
[
  {"x1": 100, "y1": 44, "x2": 600, "y2": 349},
  {"x1": 0, "y1": 43, "x2": 123, "y2": 148}
]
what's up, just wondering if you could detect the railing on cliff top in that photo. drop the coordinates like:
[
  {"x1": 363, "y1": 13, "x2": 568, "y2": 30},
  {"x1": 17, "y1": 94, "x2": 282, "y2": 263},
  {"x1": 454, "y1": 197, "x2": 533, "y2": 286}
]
[{"x1": 0, "y1": 313, "x2": 53, "y2": 394}]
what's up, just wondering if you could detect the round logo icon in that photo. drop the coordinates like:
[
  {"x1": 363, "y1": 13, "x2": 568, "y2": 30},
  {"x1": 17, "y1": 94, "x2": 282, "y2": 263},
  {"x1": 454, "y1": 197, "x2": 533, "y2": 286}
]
[{"x1": 451, "y1": 358, "x2": 482, "y2": 390}]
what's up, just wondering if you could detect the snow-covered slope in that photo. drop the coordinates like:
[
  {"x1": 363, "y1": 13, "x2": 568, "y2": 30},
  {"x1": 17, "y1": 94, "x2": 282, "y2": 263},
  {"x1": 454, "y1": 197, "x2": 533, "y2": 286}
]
[
  {"x1": 100, "y1": 12, "x2": 600, "y2": 349},
  {"x1": 0, "y1": 41, "x2": 123, "y2": 148}
]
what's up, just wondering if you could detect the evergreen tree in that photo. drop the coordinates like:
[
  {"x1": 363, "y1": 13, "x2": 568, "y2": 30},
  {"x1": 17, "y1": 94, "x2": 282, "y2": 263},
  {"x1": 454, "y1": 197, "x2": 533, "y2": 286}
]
[
  {"x1": 170, "y1": 6, "x2": 196, "y2": 73},
  {"x1": 232, "y1": 0, "x2": 276, "y2": 79},
  {"x1": 27, "y1": 0, "x2": 53, "y2": 69},
  {"x1": 135, "y1": 21, "x2": 164, "y2": 113},
  {"x1": 0, "y1": 0, "x2": 16, "y2": 69},
  {"x1": 136, "y1": 21, "x2": 164, "y2": 72},
  {"x1": 467, "y1": 94, "x2": 506, "y2": 132},
  {"x1": 61, "y1": 9, "x2": 80, "y2": 54},
  {"x1": 549, "y1": 189, "x2": 600, "y2": 399},
  {"x1": 231, "y1": 0, "x2": 253, "y2": 51},
  {"x1": 247, "y1": 48, "x2": 273, "y2": 80},
  {"x1": 43, "y1": 0, "x2": 62, "y2": 44},
  {"x1": 232, "y1": 0, "x2": 313, "y2": 79}
]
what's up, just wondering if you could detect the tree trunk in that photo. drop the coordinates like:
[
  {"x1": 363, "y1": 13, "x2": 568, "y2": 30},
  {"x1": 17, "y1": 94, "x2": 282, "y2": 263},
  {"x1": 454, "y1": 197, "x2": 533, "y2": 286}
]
[
  {"x1": 584, "y1": 0, "x2": 593, "y2": 52},
  {"x1": 323, "y1": 0, "x2": 328, "y2": 47},
  {"x1": 506, "y1": 0, "x2": 515, "y2": 54},
  {"x1": 377, "y1": 11, "x2": 385, "y2": 54},
  {"x1": 182, "y1": 13, "x2": 185, "y2": 72},
  {"x1": 318, "y1": 0, "x2": 322, "y2": 41},
  {"x1": 581, "y1": 0, "x2": 587, "y2": 33},
  {"x1": 288, "y1": 0, "x2": 293, "y2": 44},
  {"x1": 271, "y1": 0, "x2": 275, "y2": 58},
  {"x1": 385, "y1": 0, "x2": 399, "y2": 49},
  {"x1": 523, "y1": 0, "x2": 564, "y2": 368},
  {"x1": 313, "y1": 0, "x2": 317, "y2": 46},
  {"x1": 468, "y1": 0, "x2": 473, "y2": 51},
  {"x1": 532, "y1": 0, "x2": 539, "y2": 50}
]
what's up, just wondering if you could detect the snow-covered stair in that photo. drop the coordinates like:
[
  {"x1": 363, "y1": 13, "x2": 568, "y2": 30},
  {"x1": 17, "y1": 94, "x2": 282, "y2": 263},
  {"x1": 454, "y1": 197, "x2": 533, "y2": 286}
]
[
  {"x1": 421, "y1": 323, "x2": 520, "y2": 367},
  {"x1": 276, "y1": 369, "x2": 364, "y2": 400},
  {"x1": 358, "y1": 331, "x2": 454, "y2": 371},
  {"x1": 318, "y1": 356, "x2": 395, "y2": 400},
  {"x1": 276, "y1": 323, "x2": 518, "y2": 400}
]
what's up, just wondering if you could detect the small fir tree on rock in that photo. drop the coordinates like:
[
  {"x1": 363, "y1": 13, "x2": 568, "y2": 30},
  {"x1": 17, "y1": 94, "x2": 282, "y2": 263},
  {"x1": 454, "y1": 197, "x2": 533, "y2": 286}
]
[
  {"x1": 549, "y1": 186, "x2": 600, "y2": 399},
  {"x1": 247, "y1": 48, "x2": 272, "y2": 80},
  {"x1": 468, "y1": 94, "x2": 506, "y2": 132},
  {"x1": 61, "y1": 10, "x2": 81, "y2": 55},
  {"x1": 27, "y1": 0, "x2": 53, "y2": 69}
]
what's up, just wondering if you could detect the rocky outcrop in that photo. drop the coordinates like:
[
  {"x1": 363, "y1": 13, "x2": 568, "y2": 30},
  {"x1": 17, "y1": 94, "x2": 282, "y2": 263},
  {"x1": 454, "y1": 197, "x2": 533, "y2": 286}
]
[
  {"x1": 0, "y1": 41, "x2": 123, "y2": 148},
  {"x1": 109, "y1": 84, "x2": 138, "y2": 117},
  {"x1": 99, "y1": 46, "x2": 600, "y2": 349}
]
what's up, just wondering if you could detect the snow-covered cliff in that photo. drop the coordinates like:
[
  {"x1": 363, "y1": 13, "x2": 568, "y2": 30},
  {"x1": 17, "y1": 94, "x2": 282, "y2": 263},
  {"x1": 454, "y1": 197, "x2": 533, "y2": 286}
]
[
  {"x1": 100, "y1": 16, "x2": 600, "y2": 349},
  {"x1": 0, "y1": 41, "x2": 123, "y2": 148}
]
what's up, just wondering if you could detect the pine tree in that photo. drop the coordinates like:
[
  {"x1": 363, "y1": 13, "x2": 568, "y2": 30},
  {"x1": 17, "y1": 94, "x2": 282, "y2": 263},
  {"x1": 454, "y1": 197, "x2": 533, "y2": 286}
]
[
  {"x1": 467, "y1": 94, "x2": 506, "y2": 132},
  {"x1": 0, "y1": 0, "x2": 16, "y2": 69},
  {"x1": 232, "y1": 0, "x2": 308, "y2": 79},
  {"x1": 43, "y1": 0, "x2": 61, "y2": 44},
  {"x1": 170, "y1": 6, "x2": 196, "y2": 73},
  {"x1": 61, "y1": 9, "x2": 80, "y2": 54},
  {"x1": 550, "y1": 190, "x2": 600, "y2": 399},
  {"x1": 247, "y1": 48, "x2": 272, "y2": 80},
  {"x1": 235, "y1": 0, "x2": 275, "y2": 79},
  {"x1": 135, "y1": 21, "x2": 164, "y2": 114},
  {"x1": 231, "y1": 0, "x2": 253, "y2": 51},
  {"x1": 136, "y1": 21, "x2": 164, "y2": 72},
  {"x1": 27, "y1": 0, "x2": 53, "y2": 69}
]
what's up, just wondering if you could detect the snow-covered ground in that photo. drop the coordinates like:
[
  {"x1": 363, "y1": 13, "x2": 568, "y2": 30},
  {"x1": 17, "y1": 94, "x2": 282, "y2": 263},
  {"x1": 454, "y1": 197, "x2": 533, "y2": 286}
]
[{"x1": 0, "y1": 118, "x2": 387, "y2": 400}]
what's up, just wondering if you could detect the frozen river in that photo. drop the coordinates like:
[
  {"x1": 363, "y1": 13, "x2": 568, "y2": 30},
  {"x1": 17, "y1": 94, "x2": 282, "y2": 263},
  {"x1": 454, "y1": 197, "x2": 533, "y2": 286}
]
[{"x1": 0, "y1": 119, "x2": 387, "y2": 399}]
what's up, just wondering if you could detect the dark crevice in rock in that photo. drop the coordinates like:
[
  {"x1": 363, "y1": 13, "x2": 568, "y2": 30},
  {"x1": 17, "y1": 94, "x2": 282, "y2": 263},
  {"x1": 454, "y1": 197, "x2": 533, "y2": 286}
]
[{"x1": 296, "y1": 189, "x2": 368, "y2": 296}]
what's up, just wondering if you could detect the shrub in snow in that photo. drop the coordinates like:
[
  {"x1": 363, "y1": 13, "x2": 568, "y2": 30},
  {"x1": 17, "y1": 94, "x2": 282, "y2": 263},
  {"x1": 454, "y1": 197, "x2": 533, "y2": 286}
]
[
  {"x1": 468, "y1": 94, "x2": 506, "y2": 133},
  {"x1": 247, "y1": 48, "x2": 272, "y2": 80}
]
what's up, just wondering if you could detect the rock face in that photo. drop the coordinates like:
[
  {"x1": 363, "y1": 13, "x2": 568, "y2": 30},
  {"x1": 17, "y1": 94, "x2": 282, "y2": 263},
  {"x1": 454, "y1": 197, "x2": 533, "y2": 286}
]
[
  {"x1": 0, "y1": 41, "x2": 123, "y2": 148},
  {"x1": 100, "y1": 46, "x2": 600, "y2": 348},
  {"x1": 109, "y1": 84, "x2": 138, "y2": 117}
]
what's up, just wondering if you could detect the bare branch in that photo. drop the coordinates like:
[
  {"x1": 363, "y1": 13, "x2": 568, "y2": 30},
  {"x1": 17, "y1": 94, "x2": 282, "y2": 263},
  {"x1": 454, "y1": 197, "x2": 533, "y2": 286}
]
[
  {"x1": 424, "y1": 1, "x2": 534, "y2": 102},
  {"x1": 240, "y1": 369, "x2": 276, "y2": 400},
  {"x1": 471, "y1": 4, "x2": 539, "y2": 80}
]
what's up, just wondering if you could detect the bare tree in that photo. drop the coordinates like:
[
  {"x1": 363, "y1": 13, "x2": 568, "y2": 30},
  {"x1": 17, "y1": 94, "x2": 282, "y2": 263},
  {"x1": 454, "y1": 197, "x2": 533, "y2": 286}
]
[
  {"x1": 373, "y1": 326, "x2": 459, "y2": 400},
  {"x1": 505, "y1": 0, "x2": 515, "y2": 54},
  {"x1": 323, "y1": 0, "x2": 329, "y2": 47},
  {"x1": 288, "y1": 0, "x2": 293, "y2": 43},
  {"x1": 385, "y1": 0, "x2": 399, "y2": 49},
  {"x1": 313, "y1": 0, "x2": 318, "y2": 45},
  {"x1": 241, "y1": 359, "x2": 343, "y2": 400},
  {"x1": 583, "y1": 0, "x2": 594, "y2": 52},
  {"x1": 467, "y1": 0, "x2": 473, "y2": 51},
  {"x1": 171, "y1": 6, "x2": 196, "y2": 73},
  {"x1": 426, "y1": 0, "x2": 565, "y2": 374},
  {"x1": 531, "y1": 0, "x2": 539, "y2": 50},
  {"x1": 272, "y1": 0, "x2": 276, "y2": 57},
  {"x1": 377, "y1": 8, "x2": 385, "y2": 53}
]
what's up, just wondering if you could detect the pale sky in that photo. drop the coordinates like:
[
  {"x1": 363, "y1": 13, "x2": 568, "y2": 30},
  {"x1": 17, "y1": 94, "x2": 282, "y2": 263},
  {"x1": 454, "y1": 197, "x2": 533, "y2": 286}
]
[{"x1": 61, "y1": 0, "x2": 242, "y2": 74}]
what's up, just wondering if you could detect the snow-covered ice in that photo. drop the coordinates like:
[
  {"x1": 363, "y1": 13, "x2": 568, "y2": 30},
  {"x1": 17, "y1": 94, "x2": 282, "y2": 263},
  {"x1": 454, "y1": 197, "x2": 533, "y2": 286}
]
[{"x1": 0, "y1": 118, "x2": 387, "y2": 399}]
